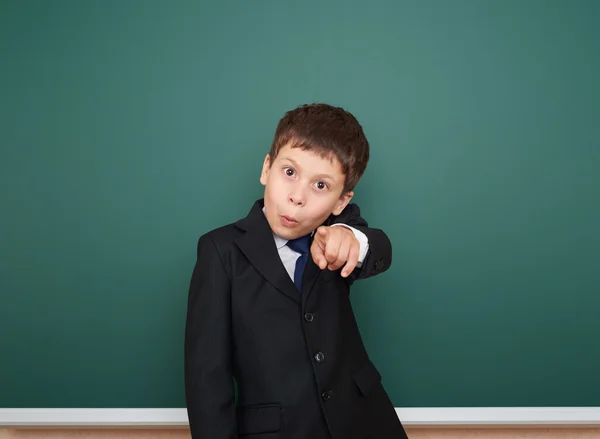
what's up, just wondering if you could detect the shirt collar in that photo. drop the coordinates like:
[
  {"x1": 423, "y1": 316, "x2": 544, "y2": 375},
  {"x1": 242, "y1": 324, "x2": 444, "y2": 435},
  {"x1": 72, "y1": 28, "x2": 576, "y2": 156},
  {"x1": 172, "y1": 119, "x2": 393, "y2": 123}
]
[{"x1": 273, "y1": 234, "x2": 289, "y2": 250}]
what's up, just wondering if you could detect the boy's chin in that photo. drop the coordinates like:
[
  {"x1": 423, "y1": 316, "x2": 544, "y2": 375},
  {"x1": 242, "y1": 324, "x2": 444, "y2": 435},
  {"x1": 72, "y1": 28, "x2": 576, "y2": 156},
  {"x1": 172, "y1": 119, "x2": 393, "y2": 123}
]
[
  {"x1": 273, "y1": 227, "x2": 304, "y2": 240},
  {"x1": 271, "y1": 222, "x2": 311, "y2": 240}
]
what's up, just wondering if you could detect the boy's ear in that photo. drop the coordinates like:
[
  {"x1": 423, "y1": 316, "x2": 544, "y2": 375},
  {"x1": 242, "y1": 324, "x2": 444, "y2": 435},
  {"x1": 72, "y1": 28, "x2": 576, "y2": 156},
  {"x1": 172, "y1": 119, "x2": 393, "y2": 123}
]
[
  {"x1": 332, "y1": 190, "x2": 354, "y2": 216},
  {"x1": 259, "y1": 154, "x2": 271, "y2": 186}
]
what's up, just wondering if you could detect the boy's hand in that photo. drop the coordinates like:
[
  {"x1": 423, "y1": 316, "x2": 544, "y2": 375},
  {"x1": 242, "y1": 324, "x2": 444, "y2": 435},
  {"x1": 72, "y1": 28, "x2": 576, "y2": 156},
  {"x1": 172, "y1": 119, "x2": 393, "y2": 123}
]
[{"x1": 310, "y1": 226, "x2": 360, "y2": 278}]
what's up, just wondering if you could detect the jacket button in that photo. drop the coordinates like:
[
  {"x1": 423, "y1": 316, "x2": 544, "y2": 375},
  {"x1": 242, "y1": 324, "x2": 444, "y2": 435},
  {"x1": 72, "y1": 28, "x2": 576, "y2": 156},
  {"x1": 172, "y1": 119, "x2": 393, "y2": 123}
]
[
  {"x1": 314, "y1": 352, "x2": 325, "y2": 363},
  {"x1": 304, "y1": 312, "x2": 314, "y2": 322},
  {"x1": 321, "y1": 391, "x2": 331, "y2": 401}
]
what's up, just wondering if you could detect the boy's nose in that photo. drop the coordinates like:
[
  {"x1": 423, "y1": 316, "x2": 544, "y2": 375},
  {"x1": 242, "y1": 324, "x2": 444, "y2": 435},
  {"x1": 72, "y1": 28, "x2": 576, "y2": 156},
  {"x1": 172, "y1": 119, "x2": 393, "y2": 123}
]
[{"x1": 289, "y1": 190, "x2": 305, "y2": 206}]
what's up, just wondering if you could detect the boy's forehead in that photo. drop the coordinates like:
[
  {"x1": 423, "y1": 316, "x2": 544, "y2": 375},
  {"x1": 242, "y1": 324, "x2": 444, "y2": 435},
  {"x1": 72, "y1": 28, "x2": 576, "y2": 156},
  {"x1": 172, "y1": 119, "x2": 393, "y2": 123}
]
[{"x1": 276, "y1": 144, "x2": 343, "y2": 176}]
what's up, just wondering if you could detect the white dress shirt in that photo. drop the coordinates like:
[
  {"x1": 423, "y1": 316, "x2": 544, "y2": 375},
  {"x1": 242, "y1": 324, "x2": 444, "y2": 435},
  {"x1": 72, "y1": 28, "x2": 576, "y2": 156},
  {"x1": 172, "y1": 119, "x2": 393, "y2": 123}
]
[{"x1": 262, "y1": 207, "x2": 369, "y2": 281}]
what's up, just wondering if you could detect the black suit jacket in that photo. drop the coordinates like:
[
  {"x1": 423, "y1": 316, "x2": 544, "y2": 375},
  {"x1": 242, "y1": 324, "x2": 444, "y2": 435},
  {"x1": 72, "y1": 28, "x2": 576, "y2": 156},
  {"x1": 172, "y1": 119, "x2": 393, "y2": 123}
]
[{"x1": 185, "y1": 199, "x2": 408, "y2": 439}]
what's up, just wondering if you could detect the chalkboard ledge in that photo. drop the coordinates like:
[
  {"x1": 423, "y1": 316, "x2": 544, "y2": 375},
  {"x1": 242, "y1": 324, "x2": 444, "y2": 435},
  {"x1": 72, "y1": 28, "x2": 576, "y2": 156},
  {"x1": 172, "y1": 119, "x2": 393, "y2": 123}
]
[{"x1": 1, "y1": 408, "x2": 600, "y2": 427}]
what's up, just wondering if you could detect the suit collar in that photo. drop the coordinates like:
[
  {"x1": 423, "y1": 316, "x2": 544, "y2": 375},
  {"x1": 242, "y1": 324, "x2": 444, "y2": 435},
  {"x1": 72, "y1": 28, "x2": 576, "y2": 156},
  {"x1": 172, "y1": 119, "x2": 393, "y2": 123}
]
[
  {"x1": 233, "y1": 198, "x2": 330, "y2": 304},
  {"x1": 233, "y1": 198, "x2": 266, "y2": 232},
  {"x1": 234, "y1": 199, "x2": 301, "y2": 303}
]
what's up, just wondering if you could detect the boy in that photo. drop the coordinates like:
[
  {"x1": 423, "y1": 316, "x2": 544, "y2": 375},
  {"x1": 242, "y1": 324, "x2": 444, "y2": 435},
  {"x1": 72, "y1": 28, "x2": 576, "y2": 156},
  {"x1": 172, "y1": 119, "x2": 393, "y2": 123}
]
[{"x1": 185, "y1": 104, "x2": 408, "y2": 438}]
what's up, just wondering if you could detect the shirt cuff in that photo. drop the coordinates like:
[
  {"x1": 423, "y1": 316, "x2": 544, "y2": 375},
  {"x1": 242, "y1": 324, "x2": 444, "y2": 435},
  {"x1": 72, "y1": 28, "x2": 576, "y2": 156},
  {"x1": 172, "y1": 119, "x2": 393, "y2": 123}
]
[{"x1": 330, "y1": 223, "x2": 369, "y2": 268}]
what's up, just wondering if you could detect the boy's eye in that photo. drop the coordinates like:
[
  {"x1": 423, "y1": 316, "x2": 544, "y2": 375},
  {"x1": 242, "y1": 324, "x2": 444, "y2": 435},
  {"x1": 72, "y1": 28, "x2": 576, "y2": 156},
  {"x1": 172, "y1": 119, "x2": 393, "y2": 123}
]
[
  {"x1": 284, "y1": 167, "x2": 295, "y2": 176},
  {"x1": 315, "y1": 181, "x2": 328, "y2": 190}
]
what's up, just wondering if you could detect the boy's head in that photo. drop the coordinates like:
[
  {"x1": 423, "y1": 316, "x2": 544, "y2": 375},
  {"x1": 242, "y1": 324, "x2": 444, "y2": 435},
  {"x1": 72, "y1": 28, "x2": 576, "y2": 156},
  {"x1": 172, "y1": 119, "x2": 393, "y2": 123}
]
[{"x1": 260, "y1": 103, "x2": 370, "y2": 240}]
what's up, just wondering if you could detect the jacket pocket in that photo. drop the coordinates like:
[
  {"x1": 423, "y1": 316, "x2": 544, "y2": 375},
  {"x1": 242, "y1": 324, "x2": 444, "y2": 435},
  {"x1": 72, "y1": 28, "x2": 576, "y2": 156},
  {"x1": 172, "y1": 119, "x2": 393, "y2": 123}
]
[
  {"x1": 237, "y1": 403, "x2": 281, "y2": 435},
  {"x1": 352, "y1": 359, "x2": 382, "y2": 397}
]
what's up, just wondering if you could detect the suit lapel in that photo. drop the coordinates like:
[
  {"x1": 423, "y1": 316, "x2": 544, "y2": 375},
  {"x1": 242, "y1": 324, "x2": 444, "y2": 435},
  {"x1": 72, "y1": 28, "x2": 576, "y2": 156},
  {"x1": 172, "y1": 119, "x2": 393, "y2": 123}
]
[
  {"x1": 234, "y1": 200, "x2": 301, "y2": 304},
  {"x1": 301, "y1": 256, "x2": 321, "y2": 304}
]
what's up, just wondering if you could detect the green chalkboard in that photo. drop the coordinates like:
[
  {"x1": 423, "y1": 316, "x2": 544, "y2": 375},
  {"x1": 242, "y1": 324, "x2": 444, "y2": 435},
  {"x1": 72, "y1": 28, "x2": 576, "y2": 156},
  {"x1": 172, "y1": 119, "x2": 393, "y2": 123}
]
[{"x1": 1, "y1": 0, "x2": 599, "y2": 408}]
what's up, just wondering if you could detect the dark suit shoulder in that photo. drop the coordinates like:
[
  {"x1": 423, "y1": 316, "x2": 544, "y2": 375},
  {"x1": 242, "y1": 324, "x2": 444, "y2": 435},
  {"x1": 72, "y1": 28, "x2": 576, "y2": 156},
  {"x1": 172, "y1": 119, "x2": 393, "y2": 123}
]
[
  {"x1": 193, "y1": 211, "x2": 252, "y2": 270},
  {"x1": 200, "y1": 222, "x2": 240, "y2": 246},
  {"x1": 191, "y1": 224, "x2": 238, "y2": 283},
  {"x1": 198, "y1": 199, "x2": 263, "y2": 249}
]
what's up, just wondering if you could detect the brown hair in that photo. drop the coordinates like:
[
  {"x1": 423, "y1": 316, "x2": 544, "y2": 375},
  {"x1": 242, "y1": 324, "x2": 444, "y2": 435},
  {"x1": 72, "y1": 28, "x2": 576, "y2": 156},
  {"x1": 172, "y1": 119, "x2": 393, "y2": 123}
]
[{"x1": 269, "y1": 103, "x2": 370, "y2": 193}]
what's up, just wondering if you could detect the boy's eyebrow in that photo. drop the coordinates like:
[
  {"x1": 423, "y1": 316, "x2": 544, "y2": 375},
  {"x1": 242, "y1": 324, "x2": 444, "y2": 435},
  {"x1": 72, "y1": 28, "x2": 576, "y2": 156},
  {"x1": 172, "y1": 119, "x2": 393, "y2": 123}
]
[
  {"x1": 314, "y1": 172, "x2": 337, "y2": 182},
  {"x1": 280, "y1": 156, "x2": 300, "y2": 168},
  {"x1": 280, "y1": 156, "x2": 337, "y2": 182}
]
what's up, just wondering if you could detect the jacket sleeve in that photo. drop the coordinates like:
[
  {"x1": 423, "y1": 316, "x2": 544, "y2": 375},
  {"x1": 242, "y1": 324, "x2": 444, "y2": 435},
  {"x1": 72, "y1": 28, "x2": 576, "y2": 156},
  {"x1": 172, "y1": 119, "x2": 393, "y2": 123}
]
[
  {"x1": 184, "y1": 234, "x2": 237, "y2": 438},
  {"x1": 329, "y1": 203, "x2": 392, "y2": 282}
]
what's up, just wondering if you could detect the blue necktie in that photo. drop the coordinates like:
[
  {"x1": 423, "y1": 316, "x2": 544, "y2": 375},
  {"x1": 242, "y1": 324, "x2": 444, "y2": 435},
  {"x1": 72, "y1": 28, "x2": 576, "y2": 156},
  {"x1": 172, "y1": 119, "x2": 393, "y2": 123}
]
[{"x1": 286, "y1": 234, "x2": 311, "y2": 292}]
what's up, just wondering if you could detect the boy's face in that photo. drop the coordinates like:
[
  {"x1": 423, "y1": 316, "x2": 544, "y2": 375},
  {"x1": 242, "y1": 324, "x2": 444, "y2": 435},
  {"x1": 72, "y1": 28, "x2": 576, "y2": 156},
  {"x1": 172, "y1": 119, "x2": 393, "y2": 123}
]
[{"x1": 260, "y1": 143, "x2": 354, "y2": 240}]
